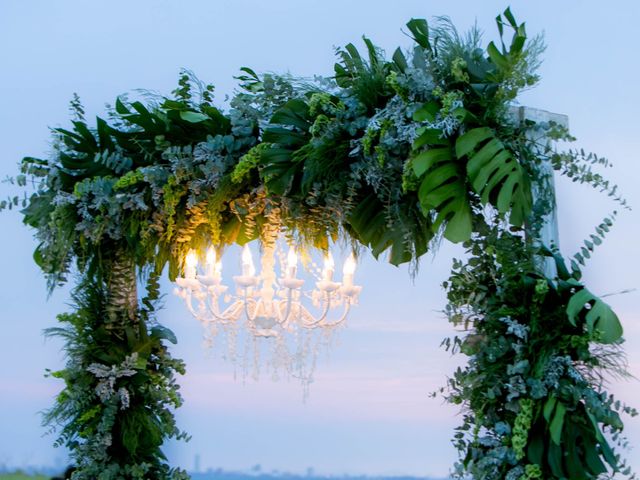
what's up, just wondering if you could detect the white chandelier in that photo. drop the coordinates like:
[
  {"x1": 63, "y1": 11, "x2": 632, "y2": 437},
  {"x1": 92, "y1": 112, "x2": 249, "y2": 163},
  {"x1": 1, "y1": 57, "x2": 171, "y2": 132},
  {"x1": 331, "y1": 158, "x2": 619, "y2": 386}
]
[{"x1": 173, "y1": 240, "x2": 362, "y2": 387}]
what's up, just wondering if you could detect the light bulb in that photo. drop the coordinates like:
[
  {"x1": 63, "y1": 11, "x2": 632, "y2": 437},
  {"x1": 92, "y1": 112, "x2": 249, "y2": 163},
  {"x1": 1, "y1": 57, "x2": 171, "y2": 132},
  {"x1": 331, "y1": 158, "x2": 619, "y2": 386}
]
[
  {"x1": 324, "y1": 252, "x2": 334, "y2": 270},
  {"x1": 342, "y1": 253, "x2": 356, "y2": 287},
  {"x1": 242, "y1": 244, "x2": 255, "y2": 277},
  {"x1": 343, "y1": 253, "x2": 356, "y2": 276},
  {"x1": 206, "y1": 247, "x2": 217, "y2": 267},
  {"x1": 322, "y1": 252, "x2": 335, "y2": 281},
  {"x1": 287, "y1": 247, "x2": 298, "y2": 268},
  {"x1": 186, "y1": 249, "x2": 198, "y2": 269},
  {"x1": 286, "y1": 246, "x2": 298, "y2": 279},
  {"x1": 185, "y1": 249, "x2": 198, "y2": 279},
  {"x1": 205, "y1": 247, "x2": 217, "y2": 277}
]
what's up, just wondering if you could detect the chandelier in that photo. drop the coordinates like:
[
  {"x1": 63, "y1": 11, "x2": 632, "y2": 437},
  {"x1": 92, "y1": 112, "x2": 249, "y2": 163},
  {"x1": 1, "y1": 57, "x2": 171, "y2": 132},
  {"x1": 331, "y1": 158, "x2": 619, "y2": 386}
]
[{"x1": 174, "y1": 240, "x2": 362, "y2": 388}]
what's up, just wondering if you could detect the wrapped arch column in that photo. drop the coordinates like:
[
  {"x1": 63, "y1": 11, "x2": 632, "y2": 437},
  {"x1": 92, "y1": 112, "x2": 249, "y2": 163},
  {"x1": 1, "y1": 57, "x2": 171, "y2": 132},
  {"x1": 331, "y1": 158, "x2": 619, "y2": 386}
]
[
  {"x1": 511, "y1": 106, "x2": 569, "y2": 278},
  {"x1": 106, "y1": 247, "x2": 138, "y2": 325}
]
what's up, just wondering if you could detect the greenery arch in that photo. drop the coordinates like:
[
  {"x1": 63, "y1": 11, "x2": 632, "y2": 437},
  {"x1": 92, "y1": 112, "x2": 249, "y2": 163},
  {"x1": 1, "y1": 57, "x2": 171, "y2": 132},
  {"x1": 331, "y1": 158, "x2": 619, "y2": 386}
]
[{"x1": 3, "y1": 9, "x2": 635, "y2": 480}]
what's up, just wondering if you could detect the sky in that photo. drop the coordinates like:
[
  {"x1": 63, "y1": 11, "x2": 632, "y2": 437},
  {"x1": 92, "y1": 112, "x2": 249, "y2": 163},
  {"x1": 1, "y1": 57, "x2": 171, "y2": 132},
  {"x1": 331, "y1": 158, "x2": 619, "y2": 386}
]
[{"x1": 1, "y1": 0, "x2": 639, "y2": 476}]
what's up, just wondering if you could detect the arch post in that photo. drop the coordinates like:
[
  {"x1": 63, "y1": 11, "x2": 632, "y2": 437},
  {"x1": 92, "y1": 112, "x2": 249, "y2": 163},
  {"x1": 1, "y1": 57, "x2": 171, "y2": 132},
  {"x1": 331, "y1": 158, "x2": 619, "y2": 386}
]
[{"x1": 511, "y1": 106, "x2": 569, "y2": 278}]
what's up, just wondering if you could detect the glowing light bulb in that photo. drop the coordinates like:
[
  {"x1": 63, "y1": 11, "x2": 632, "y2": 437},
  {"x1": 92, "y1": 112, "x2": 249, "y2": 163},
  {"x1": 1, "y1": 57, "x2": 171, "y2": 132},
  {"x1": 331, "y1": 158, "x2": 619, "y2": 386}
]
[
  {"x1": 322, "y1": 252, "x2": 335, "y2": 282},
  {"x1": 206, "y1": 247, "x2": 216, "y2": 266},
  {"x1": 342, "y1": 253, "x2": 356, "y2": 287},
  {"x1": 205, "y1": 247, "x2": 217, "y2": 276},
  {"x1": 242, "y1": 244, "x2": 255, "y2": 277},
  {"x1": 186, "y1": 250, "x2": 198, "y2": 267},
  {"x1": 343, "y1": 253, "x2": 356, "y2": 275},
  {"x1": 185, "y1": 249, "x2": 198, "y2": 279},
  {"x1": 286, "y1": 247, "x2": 298, "y2": 278}
]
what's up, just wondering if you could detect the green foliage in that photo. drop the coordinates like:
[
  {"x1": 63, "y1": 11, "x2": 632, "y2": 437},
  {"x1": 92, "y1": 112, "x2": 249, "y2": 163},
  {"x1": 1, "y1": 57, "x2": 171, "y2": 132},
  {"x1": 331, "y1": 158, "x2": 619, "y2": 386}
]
[
  {"x1": 512, "y1": 399, "x2": 534, "y2": 460},
  {"x1": 456, "y1": 126, "x2": 532, "y2": 226},
  {"x1": 10, "y1": 9, "x2": 554, "y2": 272},
  {"x1": 533, "y1": 121, "x2": 628, "y2": 211},
  {"x1": 231, "y1": 143, "x2": 267, "y2": 184},
  {"x1": 563, "y1": 212, "x2": 617, "y2": 276},
  {"x1": 411, "y1": 103, "x2": 471, "y2": 242},
  {"x1": 405, "y1": 10, "x2": 539, "y2": 243},
  {"x1": 551, "y1": 146, "x2": 628, "y2": 209},
  {"x1": 334, "y1": 36, "x2": 396, "y2": 111},
  {"x1": 17, "y1": 71, "x2": 260, "y2": 290},
  {"x1": 485, "y1": 9, "x2": 543, "y2": 105},
  {"x1": 442, "y1": 224, "x2": 634, "y2": 480},
  {"x1": 566, "y1": 285, "x2": 623, "y2": 345},
  {"x1": 44, "y1": 274, "x2": 188, "y2": 480}
]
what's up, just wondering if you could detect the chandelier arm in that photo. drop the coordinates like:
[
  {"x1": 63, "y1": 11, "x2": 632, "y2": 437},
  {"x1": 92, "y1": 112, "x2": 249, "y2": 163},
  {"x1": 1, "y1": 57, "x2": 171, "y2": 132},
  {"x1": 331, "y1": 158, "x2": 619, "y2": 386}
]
[
  {"x1": 184, "y1": 289, "x2": 207, "y2": 322},
  {"x1": 300, "y1": 291, "x2": 332, "y2": 328},
  {"x1": 242, "y1": 293, "x2": 259, "y2": 322},
  {"x1": 280, "y1": 287, "x2": 295, "y2": 325},
  {"x1": 320, "y1": 299, "x2": 352, "y2": 328},
  {"x1": 204, "y1": 294, "x2": 239, "y2": 324},
  {"x1": 305, "y1": 296, "x2": 355, "y2": 329}
]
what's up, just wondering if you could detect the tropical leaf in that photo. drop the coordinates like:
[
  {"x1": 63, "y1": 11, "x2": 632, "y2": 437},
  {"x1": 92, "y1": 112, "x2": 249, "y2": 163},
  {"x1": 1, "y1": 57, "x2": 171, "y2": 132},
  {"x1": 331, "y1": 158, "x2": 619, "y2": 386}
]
[
  {"x1": 587, "y1": 413, "x2": 619, "y2": 469},
  {"x1": 567, "y1": 285, "x2": 623, "y2": 344},
  {"x1": 549, "y1": 401, "x2": 566, "y2": 445},
  {"x1": 179, "y1": 111, "x2": 210, "y2": 123},
  {"x1": 411, "y1": 119, "x2": 472, "y2": 243},
  {"x1": 456, "y1": 126, "x2": 532, "y2": 226},
  {"x1": 269, "y1": 98, "x2": 311, "y2": 130},
  {"x1": 406, "y1": 18, "x2": 432, "y2": 52},
  {"x1": 259, "y1": 99, "x2": 312, "y2": 196},
  {"x1": 348, "y1": 194, "x2": 431, "y2": 265},
  {"x1": 392, "y1": 47, "x2": 408, "y2": 72},
  {"x1": 489, "y1": 7, "x2": 528, "y2": 67},
  {"x1": 349, "y1": 194, "x2": 399, "y2": 261}
]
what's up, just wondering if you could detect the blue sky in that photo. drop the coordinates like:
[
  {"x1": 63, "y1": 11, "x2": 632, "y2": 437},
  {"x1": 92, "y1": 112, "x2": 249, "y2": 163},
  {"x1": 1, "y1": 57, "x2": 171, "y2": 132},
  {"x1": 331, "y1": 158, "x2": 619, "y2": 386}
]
[{"x1": 1, "y1": 0, "x2": 639, "y2": 476}]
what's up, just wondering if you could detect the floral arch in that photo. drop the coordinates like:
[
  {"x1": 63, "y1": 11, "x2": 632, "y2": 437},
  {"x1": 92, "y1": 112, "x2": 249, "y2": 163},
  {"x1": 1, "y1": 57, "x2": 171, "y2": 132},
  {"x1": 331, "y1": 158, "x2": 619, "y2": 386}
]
[{"x1": 3, "y1": 9, "x2": 635, "y2": 480}]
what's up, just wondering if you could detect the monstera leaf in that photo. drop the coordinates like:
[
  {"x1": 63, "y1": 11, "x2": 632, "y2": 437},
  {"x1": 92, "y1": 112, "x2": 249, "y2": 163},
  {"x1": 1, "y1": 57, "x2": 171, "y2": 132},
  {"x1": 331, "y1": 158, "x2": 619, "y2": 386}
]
[
  {"x1": 456, "y1": 127, "x2": 532, "y2": 226},
  {"x1": 567, "y1": 284, "x2": 623, "y2": 344},
  {"x1": 537, "y1": 398, "x2": 619, "y2": 478},
  {"x1": 411, "y1": 102, "x2": 473, "y2": 243},
  {"x1": 412, "y1": 144, "x2": 472, "y2": 243}
]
